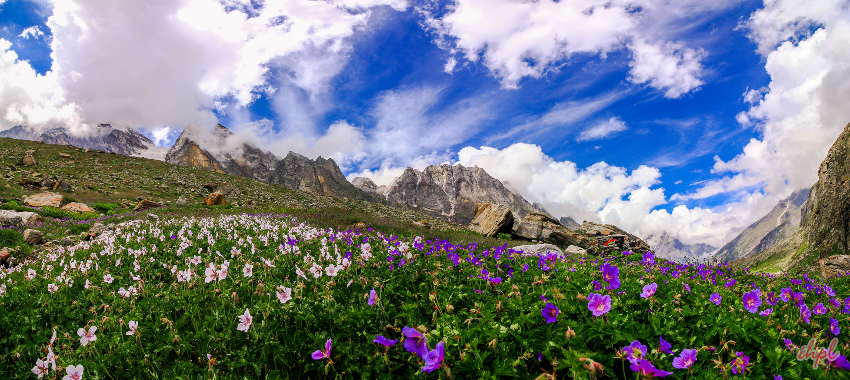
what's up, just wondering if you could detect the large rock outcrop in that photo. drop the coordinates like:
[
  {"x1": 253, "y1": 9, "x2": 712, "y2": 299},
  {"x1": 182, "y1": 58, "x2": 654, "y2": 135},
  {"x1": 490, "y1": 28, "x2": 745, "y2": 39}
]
[
  {"x1": 468, "y1": 204, "x2": 513, "y2": 237},
  {"x1": 512, "y1": 212, "x2": 596, "y2": 251},
  {"x1": 715, "y1": 188, "x2": 809, "y2": 263},
  {"x1": 383, "y1": 164, "x2": 539, "y2": 226},
  {"x1": 577, "y1": 221, "x2": 652, "y2": 255}
]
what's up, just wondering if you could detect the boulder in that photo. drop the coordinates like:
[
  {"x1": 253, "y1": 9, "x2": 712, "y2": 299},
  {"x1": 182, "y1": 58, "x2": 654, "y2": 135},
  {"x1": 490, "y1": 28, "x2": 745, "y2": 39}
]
[
  {"x1": 21, "y1": 151, "x2": 36, "y2": 166},
  {"x1": 59, "y1": 153, "x2": 72, "y2": 158},
  {"x1": 469, "y1": 204, "x2": 513, "y2": 237},
  {"x1": 0, "y1": 210, "x2": 41, "y2": 227},
  {"x1": 819, "y1": 255, "x2": 850, "y2": 278},
  {"x1": 89, "y1": 222, "x2": 106, "y2": 235},
  {"x1": 133, "y1": 199, "x2": 162, "y2": 212},
  {"x1": 578, "y1": 221, "x2": 652, "y2": 254},
  {"x1": 412, "y1": 220, "x2": 431, "y2": 229},
  {"x1": 243, "y1": 200, "x2": 254, "y2": 208},
  {"x1": 52, "y1": 179, "x2": 70, "y2": 192},
  {"x1": 204, "y1": 192, "x2": 226, "y2": 206},
  {"x1": 176, "y1": 196, "x2": 188, "y2": 206},
  {"x1": 512, "y1": 244, "x2": 564, "y2": 258},
  {"x1": 147, "y1": 214, "x2": 159, "y2": 221},
  {"x1": 512, "y1": 212, "x2": 596, "y2": 251},
  {"x1": 23, "y1": 192, "x2": 66, "y2": 208},
  {"x1": 23, "y1": 229, "x2": 43, "y2": 245},
  {"x1": 61, "y1": 202, "x2": 95, "y2": 213},
  {"x1": 59, "y1": 236, "x2": 74, "y2": 246},
  {"x1": 0, "y1": 249, "x2": 10, "y2": 265},
  {"x1": 203, "y1": 182, "x2": 235, "y2": 196},
  {"x1": 566, "y1": 245, "x2": 588, "y2": 255}
]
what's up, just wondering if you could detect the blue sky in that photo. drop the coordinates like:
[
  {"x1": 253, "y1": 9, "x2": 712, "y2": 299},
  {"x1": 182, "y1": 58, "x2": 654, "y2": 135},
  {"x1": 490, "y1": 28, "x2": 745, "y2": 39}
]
[{"x1": 1, "y1": 0, "x2": 848, "y2": 247}]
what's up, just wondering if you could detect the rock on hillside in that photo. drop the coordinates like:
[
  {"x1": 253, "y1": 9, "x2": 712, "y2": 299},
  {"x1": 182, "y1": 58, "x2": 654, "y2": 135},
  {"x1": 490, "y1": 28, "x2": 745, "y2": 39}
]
[
  {"x1": 714, "y1": 188, "x2": 809, "y2": 263},
  {"x1": 559, "y1": 216, "x2": 580, "y2": 231},
  {"x1": 0, "y1": 124, "x2": 165, "y2": 159},
  {"x1": 381, "y1": 164, "x2": 540, "y2": 226},
  {"x1": 578, "y1": 221, "x2": 652, "y2": 255},
  {"x1": 645, "y1": 231, "x2": 717, "y2": 263}
]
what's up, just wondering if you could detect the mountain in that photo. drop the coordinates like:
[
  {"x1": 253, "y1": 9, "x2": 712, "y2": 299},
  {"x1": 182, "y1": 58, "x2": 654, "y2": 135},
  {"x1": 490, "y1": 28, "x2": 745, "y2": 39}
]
[
  {"x1": 165, "y1": 124, "x2": 381, "y2": 202},
  {"x1": 376, "y1": 164, "x2": 541, "y2": 226},
  {"x1": 0, "y1": 124, "x2": 168, "y2": 160},
  {"x1": 645, "y1": 231, "x2": 717, "y2": 263},
  {"x1": 559, "y1": 216, "x2": 580, "y2": 230},
  {"x1": 715, "y1": 188, "x2": 809, "y2": 263}
]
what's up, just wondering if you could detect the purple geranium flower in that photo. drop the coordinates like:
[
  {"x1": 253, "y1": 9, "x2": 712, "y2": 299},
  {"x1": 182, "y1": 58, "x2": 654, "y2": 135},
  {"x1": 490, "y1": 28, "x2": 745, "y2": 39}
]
[
  {"x1": 742, "y1": 290, "x2": 762, "y2": 313},
  {"x1": 587, "y1": 293, "x2": 612, "y2": 317},
  {"x1": 682, "y1": 282, "x2": 691, "y2": 294},
  {"x1": 403, "y1": 326, "x2": 429, "y2": 360},
  {"x1": 623, "y1": 341, "x2": 648, "y2": 363},
  {"x1": 311, "y1": 339, "x2": 332, "y2": 360},
  {"x1": 542, "y1": 302, "x2": 560, "y2": 323},
  {"x1": 831, "y1": 318, "x2": 841, "y2": 336},
  {"x1": 641, "y1": 283, "x2": 658, "y2": 299},
  {"x1": 780, "y1": 287, "x2": 791, "y2": 303},
  {"x1": 659, "y1": 336, "x2": 673, "y2": 354},
  {"x1": 710, "y1": 293, "x2": 722, "y2": 305},
  {"x1": 725, "y1": 279, "x2": 737, "y2": 288},
  {"x1": 730, "y1": 351, "x2": 749, "y2": 374},
  {"x1": 368, "y1": 289, "x2": 378, "y2": 306},
  {"x1": 591, "y1": 280, "x2": 602, "y2": 291},
  {"x1": 830, "y1": 354, "x2": 850, "y2": 370},
  {"x1": 489, "y1": 277, "x2": 503, "y2": 284},
  {"x1": 813, "y1": 302, "x2": 828, "y2": 315},
  {"x1": 601, "y1": 263, "x2": 621, "y2": 289},
  {"x1": 783, "y1": 338, "x2": 796, "y2": 352},
  {"x1": 825, "y1": 285, "x2": 836, "y2": 297},
  {"x1": 642, "y1": 252, "x2": 655, "y2": 265},
  {"x1": 800, "y1": 304, "x2": 812, "y2": 324},
  {"x1": 373, "y1": 335, "x2": 398, "y2": 347},
  {"x1": 760, "y1": 308, "x2": 774, "y2": 317},
  {"x1": 630, "y1": 359, "x2": 672, "y2": 377},
  {"x1": 672, "y1": 349, "x2": 697, "y2": 369},
  {"x1": 421, "y1": 341, "x2": 445, "y2": 373}
]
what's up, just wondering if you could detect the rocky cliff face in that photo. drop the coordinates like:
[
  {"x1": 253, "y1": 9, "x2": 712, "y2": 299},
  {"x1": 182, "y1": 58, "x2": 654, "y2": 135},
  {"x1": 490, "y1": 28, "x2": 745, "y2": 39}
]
[
  {"x1": 0, "y1": 124, "x2": 164, "y2": 159},
  {"x1": 381, "y1": 164, "x2": 540, "y2": 226},
  {"x1": 801, "y1": 122, "x2": 850, "y2": 259},
  {"x1": 645, "y1": 231, "x2": 717, "y2": 263},
  {"x1": 714, "y1": 188, "x2": 809, "y2": 263},
  {"x1": 559, "y1": 216, "x2": 580, "y2": 231},
  {"x1": 269, "y1": 152, "x2": 381, "y2": 201}
]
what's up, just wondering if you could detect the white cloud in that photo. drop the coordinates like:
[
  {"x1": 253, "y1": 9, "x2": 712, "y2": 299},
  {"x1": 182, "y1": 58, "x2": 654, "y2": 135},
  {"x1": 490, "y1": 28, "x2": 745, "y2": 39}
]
[
  {"x1": 577, "y1": 117, "x2": 628, "y2": 142},
  {"x1": 421, "y1": 0, "x2": 710, "y2": 97},
  {"x1": 679, "y1": 2, "x2": 850, "y2": 203},
  {"x1": 628, "y1": 38, "x2": 705, "y2": 98},
  {"x1": 18, "y1": 26, "x2": 44, "y2": 39}
]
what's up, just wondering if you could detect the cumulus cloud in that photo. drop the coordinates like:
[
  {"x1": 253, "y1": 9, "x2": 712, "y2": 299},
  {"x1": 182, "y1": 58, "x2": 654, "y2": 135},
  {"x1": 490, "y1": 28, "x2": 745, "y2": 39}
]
[
  {"x1": 628, "y1": 38, "x2": 705, "y2": 98},
  {"x1": 420, "y1": 0, "x2": 711, "y2": 97},
  {"x1": 677, "y1": 1, "x2": 850, "y2": 203},
  {"x1": 577, "y1": 117, "x2": 628, "y2": 142},
  {"x1": 18, "y1": 26, "x2": 44, "y2": 39}
]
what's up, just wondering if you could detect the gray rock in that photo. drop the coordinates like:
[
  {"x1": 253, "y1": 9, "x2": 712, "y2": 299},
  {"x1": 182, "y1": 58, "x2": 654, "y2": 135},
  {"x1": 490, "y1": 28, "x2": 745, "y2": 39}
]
[
  {"x1": 565, "y1": 245, "x2": 588, "y2": 255},
  {"x1": 89, "y1": 222, "x2": 106, "y2": 235},
  {"x1": 819, "y1": 255, "x2": 850, "y2": 278},
  {"x1": 147, "y1": 214, "x2": 159, "y2": 221},
  {"x1": 469, "y1": 204, "x2": 513, "y2": 237},
  {"x1": 23, "y1": 229, "x2": 43, "y2": 245},
  {"x1": 176, "y1": 196, "x2": 188, "y2": 206},
  {"x1": 59, "y1": 236, "x2": 73, "y2": 246},
  {"x1": 512, "y1": 244, "x2": 564, "y2": 258},
  {"x1": 513, "y1": 212, "x2": 596, "y2": 251},
  {"x1": 0, "y1": 211, "x2": 23, "y2": 227}
]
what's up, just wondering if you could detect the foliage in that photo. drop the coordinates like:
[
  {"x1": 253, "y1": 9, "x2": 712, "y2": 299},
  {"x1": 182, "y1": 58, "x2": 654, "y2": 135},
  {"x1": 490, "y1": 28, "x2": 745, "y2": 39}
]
[{"x1": 1, "y1": 213, "x2": 848, "y2": 379}]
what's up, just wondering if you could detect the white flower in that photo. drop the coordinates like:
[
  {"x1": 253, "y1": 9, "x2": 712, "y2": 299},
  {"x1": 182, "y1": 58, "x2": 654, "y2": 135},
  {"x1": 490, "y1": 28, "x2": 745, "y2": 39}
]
[
  {"x1": 309, "y1": 263, "x2": 323, "y2": 278},
  {"x1": 31, "y1": 358, "x2": 49, "y2": 378},
  {"x1": 84, "y1": 279, "x2": 91, "y2": 289},
  {"x1": 261, "y1": 257, "x2": 276, "y2": 268},
  {"x1": 204, "y1": 263, "x2": 217, "y2": 283},
  {"x1": 276, "y1": 287, "x2": 292, "y2": 303},
  {"x1": 77, "y1": 326, "x2": 97, "y2": 346},
  {"x1": 190, "y1": 256, "x2": 202, "y2": 265},
  {"x1": 103, "y1": 274, "x2": 114, "y2": 284},
  {"x1": 47, "y1": 283, "x2": 59, "y2": 293},
  {"x1": 295, "y1": 267, "x2": 306, "y2": 280},
  {"x1": 62, "y1": 364, "x2": 84, "y2": 380},
  {"x1": 26, "y1": 269, "x2": 36, "y2": 280},
  {"x1": 118, "y1": 287, "x2": 131, "y2": 298},
  {"x1": 47, "y1": 346, "x2": 56, "y2": 370},
  {"x1": 243, "y1": 263, "x2": 253, "y2": 278},
  {"x1": 237, "y1": 309, "x2": 252, "y2": 333},
  {"x1": 325, "y1": 264, "x2": 339, "y2": 277},
  {"x1": 127, "y1": 321, "x2": 139, "y2": 336}
]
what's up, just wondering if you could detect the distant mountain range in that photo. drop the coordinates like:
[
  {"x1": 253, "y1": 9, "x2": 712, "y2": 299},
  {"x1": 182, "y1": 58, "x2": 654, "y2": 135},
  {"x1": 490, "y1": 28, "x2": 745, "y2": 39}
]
[
  {"x1": 0, "y1": 124, "x2": 168, "y2": 160},
  {"x1": 644, "y1": 231, "x2": 717, "y2": 263}
]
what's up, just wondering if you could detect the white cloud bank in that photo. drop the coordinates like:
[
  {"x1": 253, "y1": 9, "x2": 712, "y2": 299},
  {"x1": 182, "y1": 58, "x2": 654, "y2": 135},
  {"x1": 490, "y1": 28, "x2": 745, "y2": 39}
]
[{"x1": 421, "y1": 0, "x2": 717, "y2": 98}]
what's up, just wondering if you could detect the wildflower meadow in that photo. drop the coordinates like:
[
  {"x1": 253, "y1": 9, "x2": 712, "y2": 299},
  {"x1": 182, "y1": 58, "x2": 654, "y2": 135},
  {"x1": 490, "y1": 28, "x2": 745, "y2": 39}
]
[{"x1": 0, "y1": 212, "x2": 848, "y2": 379}]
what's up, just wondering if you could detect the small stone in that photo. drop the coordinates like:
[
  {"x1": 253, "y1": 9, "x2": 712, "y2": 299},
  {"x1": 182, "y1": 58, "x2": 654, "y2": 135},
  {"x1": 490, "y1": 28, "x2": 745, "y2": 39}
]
[
  {"x1": 59, "y1": 153, "x2": 72, "y2": 158},
  {"x1": 147, "y1": 214, "x2": 159, "y2": 221},
  {"x1": 133, "y1": 199, "x2": 162, "y2": 212},
  {"x1": 176, "y1": 196, "x2": 188, "y2": 206},
  {"x1": 89, "y1": 222, "x2": 106, "y2": 235},
  {"x1": 412, "y1": 220, "x2": 431, "y2": 229},
  {"x1": 21, "y1": 152, "x2": 36, "y2": 166},
  {"x1": 59, "y1": 237, "x2": 73, "y2": 246},
  {"x1": 23, "y1": 229, "x2": 44, "y2": 245}
]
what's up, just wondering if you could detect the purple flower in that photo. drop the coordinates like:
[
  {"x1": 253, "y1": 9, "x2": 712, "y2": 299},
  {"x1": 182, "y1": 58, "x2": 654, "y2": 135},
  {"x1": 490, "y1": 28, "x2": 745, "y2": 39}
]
[
  {"x1": 368, "y1": 289, "x2": 378, "y2": 306},
  {"x1": 783, "y1": 338, "x2": 796, "y2": 352},
  {"x1": 587, "y1": 293, "x2": 612, "y2": 317},
  {"x1": 710, "y1": 293, "x2": 722, "y2": 305},
  {"x1": 760, "y1": 308, "x2": 774, "y2": 317},
  {"x1": 642, "y1": 252, "x2": 655, "y2": 265},
  {"x1": 403, "y1": 326, "x2": 429, "y2": 360},
  {"x1": 600, "y1": 263, "x2": 621, "y2": 289},
  {"x1": 311, "y1": 339, "x2": 332, "y2": 360},
  {"x1": 542, "y1": 302, "x2": 560, "y2": 323},
  {"x1": 374, "y1": 335, "x2": 398, "y2": 347},
  {"x1": 780, "y1": 287, "x2": 791, "y2": 302},
  {"x1": 682, "y1": 282, "x2": 691, "y2": 294},
  {"x1": 489, "y1": 277, "x2": 503, "y2": 284},
  {"x1": 800, "y1": 304, "x2": 812, "y2": 324},
  {"x1": 725, "y1": 279, "x2": 737, "y2": 288},
  {"x1": 831, "y1": 318, "x2": 841, "y2": 336},
  {"x1": 629, "y1": 359, "x2": 671, "y2": 377},
  {"x1": 659, "y1": 336, "x2": 673, "y2": 354},
  {"x1": 473, "y1": 289, "x2": 483, "y2": 294},
  {"x1": 522, "y1": 263, "x2": 529, "y2": 272},
  {"x1": 421, "y1": 341, "x2": 445, "y2": 373},
  {"x1": 591, "y1": 280, "x2": 602, "y2": 291},
  {"x1": 641, "y1": 283, "x2": 658, "y2": 299},
  {"x1": 825, "y1": 285, "x2": 836, "y2": 297},
  {"x1": 774, "y1": 375, "x2": 782, "y2": 380},
  {"x1": 730, "y1": 351, "x2": 749, "y2": 375},
  {"x1": 813, "y1": 302, "x2": 828, "y2": 315},
  {"x1": 623, "y1": 341, "x2": 648, "y2": 363},
  {"x1": 830, "y1": 354, "x2": 850, "y2": 370},
  {"x1": 742, "y1": 290, "x2": 762, "y2": 313},
  {"x1": 672, "y1": 349, "x2": 697, "y2": 369}
]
